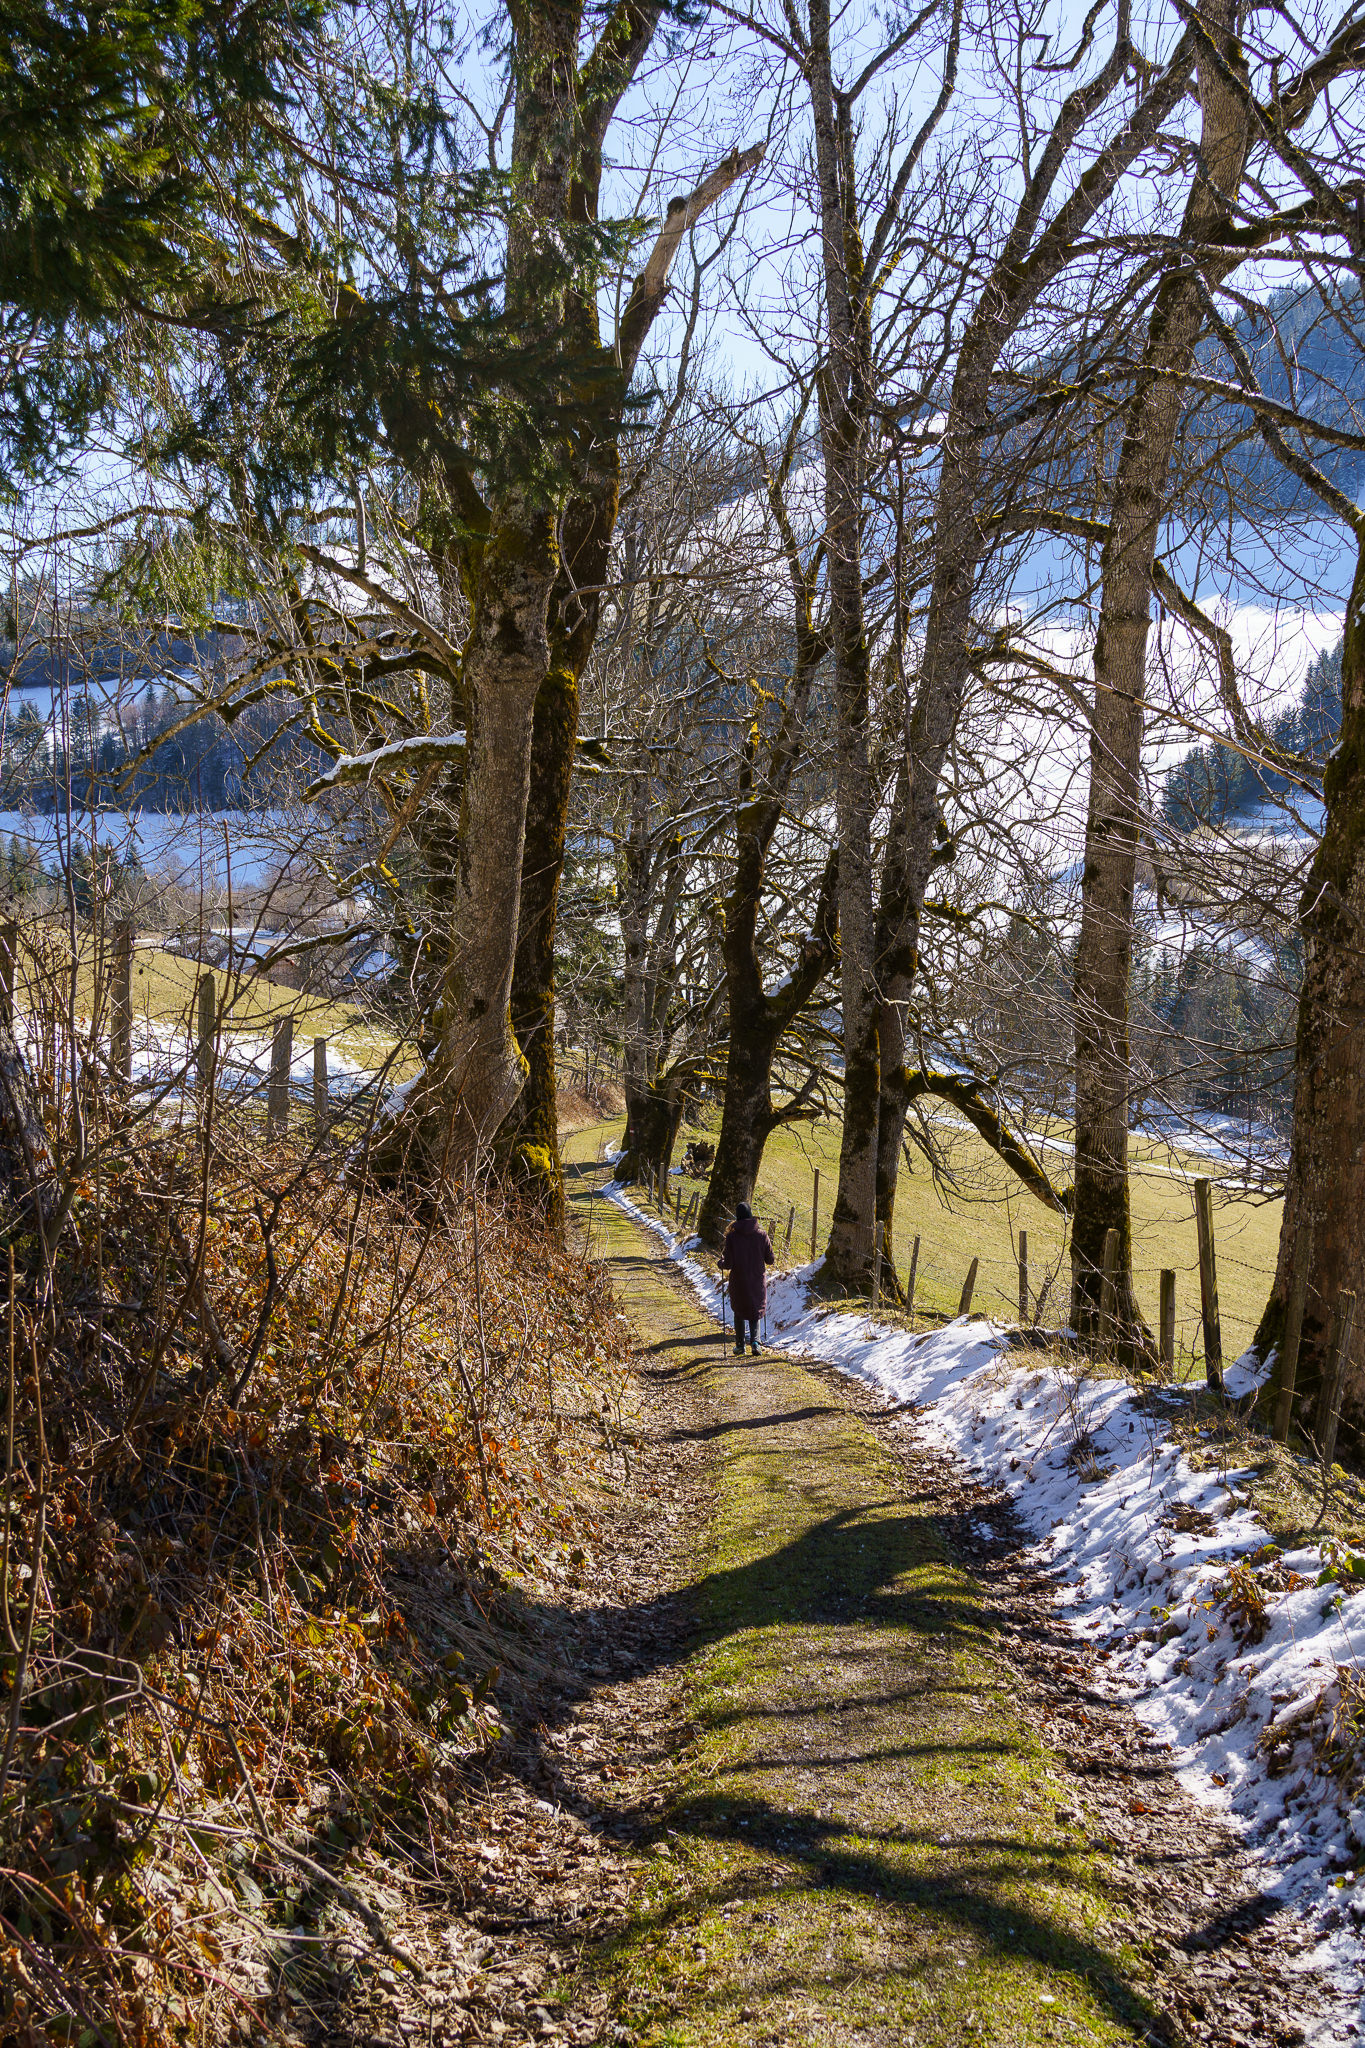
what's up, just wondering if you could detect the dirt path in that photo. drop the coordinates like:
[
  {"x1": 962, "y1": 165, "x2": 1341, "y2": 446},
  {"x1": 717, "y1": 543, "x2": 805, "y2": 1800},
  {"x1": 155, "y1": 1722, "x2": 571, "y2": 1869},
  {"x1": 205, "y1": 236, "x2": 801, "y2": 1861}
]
[{"x1": 560, "y1": 1159, "x2": 1345, "y2": 2048}]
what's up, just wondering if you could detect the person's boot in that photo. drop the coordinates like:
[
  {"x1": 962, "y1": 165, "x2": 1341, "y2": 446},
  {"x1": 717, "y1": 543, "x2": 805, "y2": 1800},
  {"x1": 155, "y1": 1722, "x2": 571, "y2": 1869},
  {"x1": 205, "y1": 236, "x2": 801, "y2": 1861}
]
[
  {"x1": 733, "y1": 1342, "x2": 744, "y2": 1356},
  {"x1": 750, "y1": 1343, "x2": 761, "y2": 1357}
]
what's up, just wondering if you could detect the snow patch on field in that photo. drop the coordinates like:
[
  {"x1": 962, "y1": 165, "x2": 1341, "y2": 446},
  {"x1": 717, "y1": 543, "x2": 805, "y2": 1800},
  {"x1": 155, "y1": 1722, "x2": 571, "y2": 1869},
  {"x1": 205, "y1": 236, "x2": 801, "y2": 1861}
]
[
  {"x1": 14, "y1": 1009, "x2": 375, "y2": 1100},
  {"x1": 607, "y1": 1181, "x2": 1365, "y2": 2022}
]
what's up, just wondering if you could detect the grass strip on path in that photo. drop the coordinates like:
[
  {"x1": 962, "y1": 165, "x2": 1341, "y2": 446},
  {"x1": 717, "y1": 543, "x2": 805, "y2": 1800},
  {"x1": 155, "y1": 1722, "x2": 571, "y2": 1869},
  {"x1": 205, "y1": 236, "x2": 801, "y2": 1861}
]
[{"x1": 566, "y1": 1151, "x2": 1164, "y2": 2048}]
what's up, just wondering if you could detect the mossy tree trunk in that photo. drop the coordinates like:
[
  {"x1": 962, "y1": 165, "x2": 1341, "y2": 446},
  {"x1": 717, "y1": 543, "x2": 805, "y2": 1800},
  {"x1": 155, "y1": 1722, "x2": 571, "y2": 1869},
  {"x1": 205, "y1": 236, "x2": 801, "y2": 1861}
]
[
  {"x1": 699, "y1": 846, "x2": 838, "y2": 1248},
  {"x1": 499, "y1": 144, "x2": 764, "y2": 1222},
  {"x1": 1070, "y1": 0, "x2": 1249, "y2": 1343},
  {"x1": 500, "y1": 655, "x2": 579, "y2": 1228},
  {"x1": 617, "y1": 1072, "x2": 692, "y2": 1189},
  {"x1": 1257, "y1": 534, "x2": 1365, "y2": 1439},
  {"x1": 380, "y1": 0, "x2": 587, "y2": 1183},
  {"x1": 381, "y1": 7, "x2": 761, "y2": 1194}
]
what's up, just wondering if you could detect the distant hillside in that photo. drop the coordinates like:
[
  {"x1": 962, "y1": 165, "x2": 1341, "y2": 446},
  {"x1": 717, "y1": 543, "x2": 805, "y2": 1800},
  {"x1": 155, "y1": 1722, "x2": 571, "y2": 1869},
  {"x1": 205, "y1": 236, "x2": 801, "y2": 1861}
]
[
  {"x1": 0, "y1": 616, "x2": 323, "y2": 813},
  {"x1": 1161, "y1": 638, "x2": 1341, "y2": 830},
  {"x1": 1189, "y1": 287, "x2": 1365, "y2": 513}
]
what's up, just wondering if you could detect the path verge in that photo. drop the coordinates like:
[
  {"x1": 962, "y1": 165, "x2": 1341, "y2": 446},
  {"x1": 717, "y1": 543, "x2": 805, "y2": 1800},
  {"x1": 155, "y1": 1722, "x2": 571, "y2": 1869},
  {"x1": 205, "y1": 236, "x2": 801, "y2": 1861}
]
[{"x1": 575, "y1": 1168, "x2": 1170, "y2": 2046}]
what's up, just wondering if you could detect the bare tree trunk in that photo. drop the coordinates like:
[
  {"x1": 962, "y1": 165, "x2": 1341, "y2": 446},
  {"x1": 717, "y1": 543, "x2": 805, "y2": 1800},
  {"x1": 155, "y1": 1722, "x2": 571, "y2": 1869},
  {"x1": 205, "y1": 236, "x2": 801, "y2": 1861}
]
[
  {"x1": 1070, "y1": 0, "x2": 1249, "y2": 1342},
  {"x1": 857, "y1": 30, "x2": 1195, "y2": 1282},
  {"x1": 1257, "y1": 537, "x2": 1365, "y2": 1438},
  {"x1": 500, "y1": 147, "x2": 762, "y2": 1219},
  {"x1": 700, "y1": 505, "x2": 835, "y2": 1247},
  {"x1": 807, "y1": 0, "x2": 880, "y2": 1286},
  {"x1": 699, "y1": 846, "x2": 837, "y2": 1247}
]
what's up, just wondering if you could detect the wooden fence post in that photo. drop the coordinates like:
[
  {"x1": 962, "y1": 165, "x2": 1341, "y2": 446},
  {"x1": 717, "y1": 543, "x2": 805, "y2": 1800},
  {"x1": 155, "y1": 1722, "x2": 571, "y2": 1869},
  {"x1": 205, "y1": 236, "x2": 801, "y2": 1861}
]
[
  {"x1": 1018, "y1": 1229, "x2": 1029, "y2": 1325},
  {"x1": 905, "y1": 1235, "x2": 920, "y2": 1326},
  {"x1": 1274, "y1": 1223, "x2": 1313, "y2": 1444},
  {"x1": 195, "y1": 971, "x2": 216, "y2": 1098},
  {"x1": 111, "y1": 917, "x2": 133, "y2": 1084},
  {"x1": 810, "y1": 1168, "x2": 820, "y2": 1264},
  {"x1": 0, "y1": 919, "x2": 15, "y2": 1028},
  {"x1": 1194, "y1": 1178, "x2": 1224, "y2": 1392},
  {"x1": 1159, "y1": 1270, "x2": 1177, "y2": 1378},
  {"x1": 313, "y1": 1037, "x2": 328, "y2": 1135},
  {"x1": 958, "y1": 1256, "x2": 979, "y2": 1319},
  {"x1": 871, "y1": 1240, "x2": 882, "y2": 1309},
  {"x1": 1318, "y1": 1290, "x2": 1357, "y2": 1474},
  {"x1": 1099, "y1": 1228, "x2": 1120, "y2": 1352},
  {"x1": 268, "y1": 1016, "x2": 293, "y2": 1138}
]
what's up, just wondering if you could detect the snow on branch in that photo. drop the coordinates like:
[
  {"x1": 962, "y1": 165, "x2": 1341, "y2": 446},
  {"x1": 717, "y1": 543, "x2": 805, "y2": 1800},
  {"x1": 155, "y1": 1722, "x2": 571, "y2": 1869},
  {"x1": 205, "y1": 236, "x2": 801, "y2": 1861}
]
[{"x1": 307, "y1": 731, "x2": 466, "y2": 795}]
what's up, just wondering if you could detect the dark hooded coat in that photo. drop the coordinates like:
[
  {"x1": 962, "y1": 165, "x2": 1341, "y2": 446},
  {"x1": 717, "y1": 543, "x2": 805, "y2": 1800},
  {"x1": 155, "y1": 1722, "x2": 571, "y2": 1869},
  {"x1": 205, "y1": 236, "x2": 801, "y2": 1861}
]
[{"x1": 720, "y1": 1214, "x2": 774, "y2": 1318}]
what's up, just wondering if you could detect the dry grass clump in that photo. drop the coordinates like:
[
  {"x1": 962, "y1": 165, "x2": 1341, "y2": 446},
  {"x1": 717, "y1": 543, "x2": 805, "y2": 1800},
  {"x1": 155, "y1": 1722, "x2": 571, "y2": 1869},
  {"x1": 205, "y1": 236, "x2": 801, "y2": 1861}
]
[
  {"x1": 0, "y1": 1110, "x2": 630, "y2": 2048},
  {"x1": 1313, "y1": 1666, "x2": 1365, "y2": 1795}
]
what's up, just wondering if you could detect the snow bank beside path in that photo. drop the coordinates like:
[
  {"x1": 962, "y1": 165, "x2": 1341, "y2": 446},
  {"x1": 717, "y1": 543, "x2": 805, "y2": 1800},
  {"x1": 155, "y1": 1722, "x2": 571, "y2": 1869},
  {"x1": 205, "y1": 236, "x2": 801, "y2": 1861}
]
[{"x1": 606, "y1": 1182, "x2": 1365, "y2": 2019}]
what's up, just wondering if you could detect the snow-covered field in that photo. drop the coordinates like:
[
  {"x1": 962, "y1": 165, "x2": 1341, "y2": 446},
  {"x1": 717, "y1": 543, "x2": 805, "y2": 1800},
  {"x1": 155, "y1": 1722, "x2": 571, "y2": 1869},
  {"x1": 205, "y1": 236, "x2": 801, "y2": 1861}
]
[
  {"x1": 609, "y1": 1184, "x2": 1365, "y2": 2028},
  {"x1": 14, "y1": 1009, "x2": 378, "y2": 1105}
]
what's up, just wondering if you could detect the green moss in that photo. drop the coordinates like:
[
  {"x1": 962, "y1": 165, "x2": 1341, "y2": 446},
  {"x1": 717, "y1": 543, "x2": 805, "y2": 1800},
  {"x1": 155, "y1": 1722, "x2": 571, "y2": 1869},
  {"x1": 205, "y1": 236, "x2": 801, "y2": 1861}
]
[{"x1": 573, "y1": 1177, "x2": 1163, "y2": 2045}]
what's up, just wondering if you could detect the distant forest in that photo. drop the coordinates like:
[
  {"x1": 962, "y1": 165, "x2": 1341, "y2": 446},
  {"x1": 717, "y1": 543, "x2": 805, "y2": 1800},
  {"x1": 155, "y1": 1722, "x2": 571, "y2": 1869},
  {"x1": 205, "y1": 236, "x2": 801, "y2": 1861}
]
[
  {"x1": 1161, "y1": 637, "x2": 1342, "y2": 830},
  {"x1": 0, "y1": 626, "x2": 315, "y2": 812},
  {"x1": 1196, "y1": 289, "x2": 1365, "y2": 514}
]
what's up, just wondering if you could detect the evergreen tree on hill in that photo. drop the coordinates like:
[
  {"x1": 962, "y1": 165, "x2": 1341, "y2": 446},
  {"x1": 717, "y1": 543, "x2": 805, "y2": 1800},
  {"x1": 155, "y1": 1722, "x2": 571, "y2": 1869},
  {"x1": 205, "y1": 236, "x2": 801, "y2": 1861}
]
[
  {"x1": 1162, "y1": 638, "x2": 1342, "y2": 830},
  {"x1": 0, "y1": 0, "x2": 322, "y2": 485}
]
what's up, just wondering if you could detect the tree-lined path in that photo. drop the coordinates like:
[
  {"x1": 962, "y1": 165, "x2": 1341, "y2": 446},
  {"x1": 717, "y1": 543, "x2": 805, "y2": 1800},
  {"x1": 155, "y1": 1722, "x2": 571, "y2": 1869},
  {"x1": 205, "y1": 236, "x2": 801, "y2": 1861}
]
[{"x1": 563, "y1": 1147, "x2": 1343, "y2": 2047}]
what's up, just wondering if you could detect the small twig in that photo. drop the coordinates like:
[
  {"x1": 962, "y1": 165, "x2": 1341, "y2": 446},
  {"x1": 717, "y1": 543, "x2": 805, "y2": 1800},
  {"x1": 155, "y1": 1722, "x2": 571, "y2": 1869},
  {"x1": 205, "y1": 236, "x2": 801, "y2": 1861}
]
[
  {"x1": 221, "y1": 1720, "x2": 422, "y2": 1976},
  {"x1": 0, "y1": 1330, "x2": 46, "y2": 1789},
  {"x1": 1, "y1": 1249, "x2": 20, "y2": 1655},
  {"x1": 451, "y1": 1327, "x2": 493, "y2": 1521}
]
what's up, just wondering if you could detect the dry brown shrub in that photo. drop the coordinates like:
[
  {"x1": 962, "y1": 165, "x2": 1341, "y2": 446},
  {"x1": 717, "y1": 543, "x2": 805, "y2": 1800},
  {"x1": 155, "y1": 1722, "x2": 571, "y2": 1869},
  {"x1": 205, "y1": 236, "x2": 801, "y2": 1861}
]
[{"x1": 0, "y1": 998, "x2": 630, "y2": 2045}]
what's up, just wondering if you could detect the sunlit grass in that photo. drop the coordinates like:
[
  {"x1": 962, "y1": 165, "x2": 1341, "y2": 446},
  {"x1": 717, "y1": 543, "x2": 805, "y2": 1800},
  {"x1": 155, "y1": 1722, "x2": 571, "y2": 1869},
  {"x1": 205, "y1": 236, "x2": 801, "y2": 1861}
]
[
  {"x1": 15, "y1": 932, "x2": 414, "y2": 1077},
  {"x1": 569, "y1": 1102, "x2": 1282, "y2": 1375}
]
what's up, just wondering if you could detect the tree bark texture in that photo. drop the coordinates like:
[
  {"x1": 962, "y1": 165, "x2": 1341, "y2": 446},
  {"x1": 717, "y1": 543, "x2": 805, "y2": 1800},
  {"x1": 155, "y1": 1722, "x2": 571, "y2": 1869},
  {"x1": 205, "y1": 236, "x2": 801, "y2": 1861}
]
[
  {"x1": 500, "y1": 652, "x2": 579, "y2": 1228},
  {"x1": 823, "y1": 23, "x2": 1194, "y2": 1284},
  {"x1": 1256, "y1": 535, "x2": 1365, "y2": 1441},
  {"x1": 406, "y1": 503, "x2": 561, "y2": 1179},
  {"x1": 500, "y1": 142, "x2": 763, "y2": 1219},
  {"x1": 1070, "y1": 0, "x2": 1249, "y2": 1340},
  {"x1": 808, "y1": 0, "x2": 879, "y2": 1285}
]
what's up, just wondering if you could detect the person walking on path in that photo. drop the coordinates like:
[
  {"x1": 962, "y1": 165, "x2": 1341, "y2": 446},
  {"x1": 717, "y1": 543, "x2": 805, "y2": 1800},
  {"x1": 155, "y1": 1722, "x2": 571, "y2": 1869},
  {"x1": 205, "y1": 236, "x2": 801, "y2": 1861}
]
[{"x1": 720, "y1": 1203, "x2": 774, "y2": 1358}]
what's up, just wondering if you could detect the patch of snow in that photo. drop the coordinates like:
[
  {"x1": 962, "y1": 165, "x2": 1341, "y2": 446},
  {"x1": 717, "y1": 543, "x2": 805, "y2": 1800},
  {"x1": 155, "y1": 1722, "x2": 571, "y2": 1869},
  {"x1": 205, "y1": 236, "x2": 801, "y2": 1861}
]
[
  {"x1": 309, "y1": 730, "x2": 466, "y2": 791},
  {"x1": 609, "y1": 1184, "x2": 1365, "y2": 2025}
]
